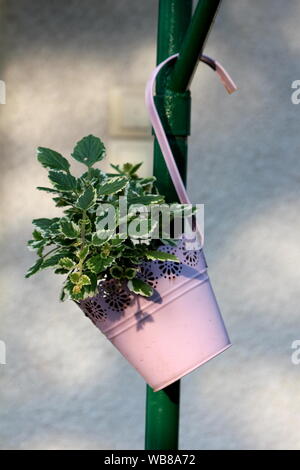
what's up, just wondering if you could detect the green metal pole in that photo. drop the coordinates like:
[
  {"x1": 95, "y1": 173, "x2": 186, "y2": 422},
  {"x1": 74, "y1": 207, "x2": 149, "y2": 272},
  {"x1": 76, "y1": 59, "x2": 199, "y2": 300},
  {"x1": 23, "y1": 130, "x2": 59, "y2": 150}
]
[
  {"x1": 145, "y1": 0, "x2": 223, "y2": 450},
  {"x1": 145, "y1": 1, "x2": 192, "y2": 450},
  {"x1": 169, "y1": 0, "x2": 222, "y2": 92},
  {"x1": 153, "y1": 0, "x2": 193, "y2": 203}
]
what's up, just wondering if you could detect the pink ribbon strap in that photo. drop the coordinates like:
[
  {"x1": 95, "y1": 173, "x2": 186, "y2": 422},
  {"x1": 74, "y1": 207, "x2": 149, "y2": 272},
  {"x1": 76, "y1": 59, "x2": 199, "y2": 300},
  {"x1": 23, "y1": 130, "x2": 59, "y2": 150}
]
[{"x1": 145, "y1": 54, "x2": 237, "y2": 245}]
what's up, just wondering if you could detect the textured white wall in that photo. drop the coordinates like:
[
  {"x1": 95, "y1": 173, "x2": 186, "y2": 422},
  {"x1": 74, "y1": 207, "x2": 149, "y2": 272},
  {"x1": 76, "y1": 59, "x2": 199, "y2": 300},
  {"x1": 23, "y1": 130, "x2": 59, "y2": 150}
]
[{"x1": 1, "y1": 0, "x2": 300, "y2": 449}]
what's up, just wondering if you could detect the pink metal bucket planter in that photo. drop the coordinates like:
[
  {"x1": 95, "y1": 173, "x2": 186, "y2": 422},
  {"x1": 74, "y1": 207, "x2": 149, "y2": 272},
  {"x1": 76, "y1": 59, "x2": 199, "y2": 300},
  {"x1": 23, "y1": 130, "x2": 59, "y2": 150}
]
[
  {"x1": 79, "y1": 238, "x2": 230, "y2": 391},
  {"x1": 78, "y1": 53, "x2": 235, "y2": 391}
]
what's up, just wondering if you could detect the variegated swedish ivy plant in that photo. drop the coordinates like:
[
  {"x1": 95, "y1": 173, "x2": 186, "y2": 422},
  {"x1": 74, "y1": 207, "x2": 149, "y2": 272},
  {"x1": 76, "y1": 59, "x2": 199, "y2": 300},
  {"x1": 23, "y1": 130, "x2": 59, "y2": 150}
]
[{"x1": 26, "y1": 135, "x2": 179, "y2": 301}]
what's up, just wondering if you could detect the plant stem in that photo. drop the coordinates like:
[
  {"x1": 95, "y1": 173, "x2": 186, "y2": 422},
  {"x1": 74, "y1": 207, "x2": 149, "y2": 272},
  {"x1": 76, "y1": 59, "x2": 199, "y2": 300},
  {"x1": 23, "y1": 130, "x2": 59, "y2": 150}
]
[
  {"x1": 78, "y1": 210, "x2": 87, "y2": 275},
  {"x1": 42, "y1": 246, "x2": 60, "y2": 259},
  {"x1": 81, "y1": 210, "x2": 87, "y2": 245}
]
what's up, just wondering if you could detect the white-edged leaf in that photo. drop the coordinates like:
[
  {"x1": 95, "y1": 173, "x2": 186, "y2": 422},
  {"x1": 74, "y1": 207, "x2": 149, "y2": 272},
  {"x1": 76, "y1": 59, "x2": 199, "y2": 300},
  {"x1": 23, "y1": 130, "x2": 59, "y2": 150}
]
[
  {"x1": 81, "y1": 168, "x2": 106, "y2": 183},
  {"x1": 129, "y1": 162, "x2": 143, "y2": 174},
  {"x1": 60, "y1": 219, "x2": 80, "y2": 238},
  {"x1": 91, "y1": 230, "x2": 114, "y2": 246},
  {"x1": 37, "y1": 147, "x2": 70, "y2": 172},
  {"x1": 59, "y1": 257, "x2": 76, "y2": 270},
  {"x1": 86, "y1": 255, "x2": 103, "y2": 274},
  {"x1": 110, "y1": 266, "x2": 123, "y2": 279},
  {"x1": 128, "y1": 194, "x2": 164, "y2": 205},
  {"x1": 128, "y1": 219, "x2": 158, "y2": 239},
  {"x1": 32, "y1": 218, "x2": 60, "y2": 234},
  {"x1": 80, "y1": 275, "x2": 91, "y2": 286},
  {"x1": 70, "y1": 272, "x2": 81, "y2": 283},
  {"x1": 42, "y1": 251, "x2": 71, "y2": 269},
  {"x1": 48, "y1": 170, "x2": 77, "y2": 192},
  {"x1": 25, "y1": 258, "x2": 43, "y2": 278},
  {"x1": 76, "y1": 246, "x2": 89, "y2": 261},
  {"x1": 160, "y1": 239, "x2": 178, "y2": 247},
  {"x1": 128, "y1": 278, "x2": 153, "y2": 297},
  {"x1": 145, "y1": 250, "x2": 180, "y2": 262},
  {"x1": 27, "y1": 239, "x2": 47, "y2": 251},
  {"x1": 36, "y1": 186, "x2": 60, "y2": 193},
  {"x1": 75, "y1": 186, "x2": 96, "y2": 210},
  {"x1": 110, "y1": 236, "x2": 124, "y2": 247},
  {"x1": 98, "y1": 176, "x2": 128, "y2": 196},
  {"x1": 71, "y1": 135, "x2": 105, "y2": 167},
  {"x1": 138, "y1": 177, "x2": 156, "y2": 186},
  {"x1": 86, "y1": 255, "x2": 114, "y2": 274},
  {"x1": 70, "y1": 273, "x2": 91, "y2": 286},
  {"x1": 32, "y1": 230, "x2": 43, "y2": 241},
  {"x1": 124, "y1": 267, "x2": 137, "y2": 279}
]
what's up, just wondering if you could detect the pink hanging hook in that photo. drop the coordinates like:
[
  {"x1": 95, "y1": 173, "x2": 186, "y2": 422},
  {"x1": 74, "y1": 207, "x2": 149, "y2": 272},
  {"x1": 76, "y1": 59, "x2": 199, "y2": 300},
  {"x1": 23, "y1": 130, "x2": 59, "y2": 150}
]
[{"x1": 145, "y1": 53, "x2": 237, "y2": 246}]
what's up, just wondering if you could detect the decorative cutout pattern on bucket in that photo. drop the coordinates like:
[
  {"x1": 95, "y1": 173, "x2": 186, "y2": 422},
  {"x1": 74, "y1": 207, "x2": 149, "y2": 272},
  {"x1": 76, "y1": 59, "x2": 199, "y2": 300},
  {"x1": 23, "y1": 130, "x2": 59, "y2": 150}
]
[
  {"x1": 81, "y1": 297, "x2": 108, "y2": 324},
  {"x1": 137, "y1": 264, "x2": 159, "y2": 289},
  {"x1": 80, "y1": 238, "x2": 206, "y2": 324},
  {"x1": 100, "y1": 280, "x2": 132, "y2": 313}
]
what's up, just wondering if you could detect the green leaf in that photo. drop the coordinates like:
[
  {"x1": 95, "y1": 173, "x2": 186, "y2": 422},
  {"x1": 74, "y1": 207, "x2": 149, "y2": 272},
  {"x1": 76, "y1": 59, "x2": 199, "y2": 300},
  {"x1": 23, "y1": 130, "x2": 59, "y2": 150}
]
[
  {"x1": 60, "y1": 219, "x2": 80, "y2": 238},
  {"x1": 69, "y1": 272, "x2": 97, "y2": 300},
  {"x1": 138, "y1": 177, "x2": 156, "y2": 186},
  {"x1": 53, "y1": 237, "x2": 75, "y2": 247},
  {"x1": 55, "y1": 267, "x2": 69, "y2": 275},
  {"x1": 70, "y1": 273, "x2": 91, "y2": 286},
  {"x1": 160, "y1": 239, "x2": 178, "y2": 247},
  {"x1": 110, "y1": 266, "x2": 123, "y2": 279},
  {"x1": 37, "y1": 246, "x2": 45, "y2": 257},
  {"x1": 86, "y1": 254, "x2": 114, "y2": 274},
  {"x1": 91, "y1": 230, "x2": 114, "y2": 246},
  {"x1": 81, "y1": 168, "x2": 106, "y2": 183},
  {"x1": 124, "y1": 267, "x2": 137, "y2": 280},
  {"x1": 71, "y1": 135, "x2": 105, "y2": 167},
  {"x1": 48, "y1": 170, "x2": 77, "y2": 192},
  {"x1": 128, "y1": 195, "x2": 164, "y2": 205},
  {"x1": 25, "y1": 258, "x2": 43, "y2": 278},
  {"x1": 100, "y1": 256, "x2": 114, "y2": 269},
  {"x1": 85, "y1": 272, "x2": 98, "y2": 293},
  {"x1": 110, "y1": 163, "x2": 122, "y2": 174},
  {"x1": 42, "y1": 251, "x2": 71, "y2": 269},
  {"x1": 59, "y1": 257, "x2": 76, "y2": 270},
  {"x1": 36, "y1": 186, "x2": 60, "y2": 194},
  {"x1": 80, "y1": 275, "x2": 91, "y2": 286},
  {"x1": 76, "y1": 245, "x2": 89, "y2": 261},
  {"x1": 75, "y1": 186, "x2": 96, "y2": 210},
  {"x1": 60, "y1": 279, "x2": 73, "y2": 301},
  {"x1": 110, "y1": 236, "x2": 124, "y2": 247},
  {"x1": 128, "y1": 219, "x2": 158, "y2": 239},
  {"x1": 52, "y1": 197, "x2": 73, "y2": 207},
  {"x1": 128, "y1": 278, "x2": 153, "y2": 297},
  {"x1": 86, "y1": 255, "x2": 102, "y2": 274},
  {"x1": 145, "y1": 250, "x2": 180, "y2": 262},
  {"x1": 122, "y1": 163, "x2": 133, "y2": 173},
  {"x1": 32, "y1": 218, "x2": 60, "y2": 234},
  {"x1": 70, "y1": 272, "x2": 81, "y2": 283},
  {"x1": 37, "y1": 147, "x2": 70, "y2": 173},
  {"x1": 32, "y1": 230, "x2": 43, "y2": 241},
  {"x1": 72, "y1": 284, "x2": 83, "y2": 295},
  {"x1": 27, "y1": 238, "x2": 47, "y2": 251},
  {"x1": 129, "y1": 162, "x2": 143, "y2": 175},
  {"x1": 98, "y1": 177, "x2": 128, "y2": 196}
]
